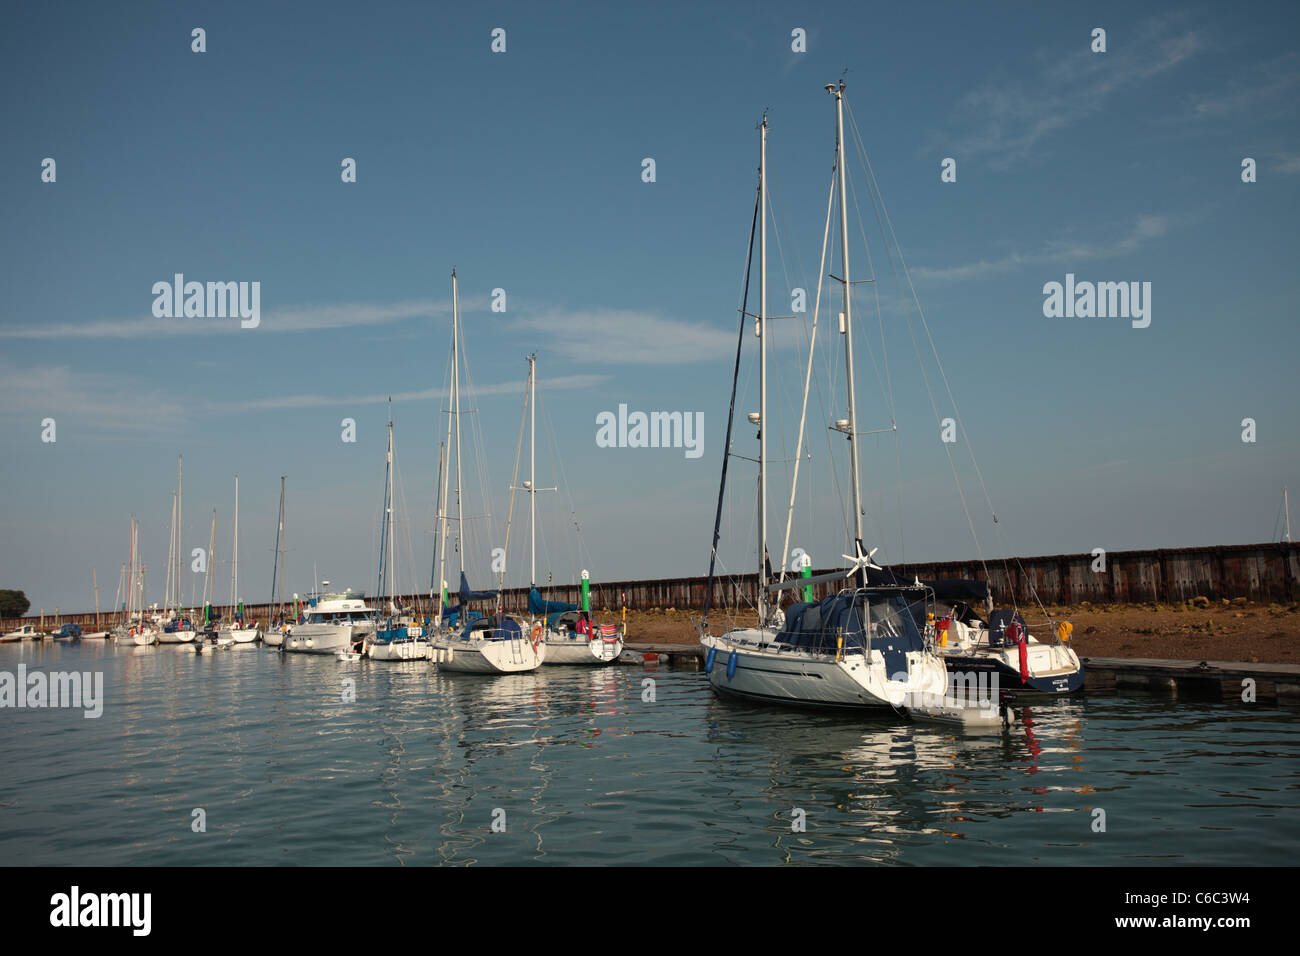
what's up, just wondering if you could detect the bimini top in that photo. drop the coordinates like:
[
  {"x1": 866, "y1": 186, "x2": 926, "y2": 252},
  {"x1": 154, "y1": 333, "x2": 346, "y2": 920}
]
[
  {"x1": 775, "y1": 589, "x2": 927, "y2": 656},
  {"x1": 460, "y1": 614, "x2": 524, "y2": 642}
]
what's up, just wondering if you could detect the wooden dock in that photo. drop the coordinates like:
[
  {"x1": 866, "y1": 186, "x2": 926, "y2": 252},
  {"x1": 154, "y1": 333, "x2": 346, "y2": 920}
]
[{"x1": 1081, "y1": 657, "x2": 1300, "y2": 701}]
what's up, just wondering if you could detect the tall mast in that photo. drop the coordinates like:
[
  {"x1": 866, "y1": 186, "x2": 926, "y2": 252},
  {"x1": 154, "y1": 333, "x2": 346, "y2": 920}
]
[
  {"x1": 757, "y1": 113, "x2": 769, "y2": 622},
  {"x1": 93, "y1": 568, "x2": 100, "y2": 629},
  {"x1": 279, "y1": 477, "x2": 287, "y2": 615},
  {"x1": 387, "y1": 399, "x2": 396, "y2": 613},
  {"x1": 529, "y1": 353, "x2": 537, "y2": 589},
  {"x1": 452, "y1": 270, "x2": 465, "y2": 578},
  {"x1": 165, "y1": 492, "x2": 176, "y2": 613},
  {"x1": 1286, "y1": 487, "x2": 1292, "y2": 543},
  {"x1": 830, "y1": 80, "x2": 866, "y2": 569},
  {"x1": 177, "y1": 455, "x2": 184, "y2": 614},
  {"x1": 230, "y1": 475, "x2": 239, "y2": 617},
  {"x1": 205, "y1": 508, "x2": 216, "y2": 615},
  {"x1": 435, "y1": 438, "x2": 448, "y2": 619}
]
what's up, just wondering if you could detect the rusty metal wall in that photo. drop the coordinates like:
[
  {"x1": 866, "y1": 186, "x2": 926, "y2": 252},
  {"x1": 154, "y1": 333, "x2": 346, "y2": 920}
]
[{"x1": 5, "y1": 542, "x2": 1297, "y2": 631}]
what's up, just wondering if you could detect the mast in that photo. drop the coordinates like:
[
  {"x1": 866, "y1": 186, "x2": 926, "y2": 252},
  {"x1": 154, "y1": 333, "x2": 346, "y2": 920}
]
[
  {"x1": 230, "y1": 476, "x2": 239, "y2": 620},
  {"x1": 757, "y1": 112, "x2": 769, "y2": 623},
  {"x1": 205, "y1": 508, "x2": 216, "y2": 623},
  {"x1": 386, "y1": 399, "x2": 396, "y2": 614},
  {"x1": 829, "y1": 80, "x2": 866, "y2": 578},
  {"x1": 93, "y1": 568, "x2": 100, "y2": 629},
  {"x1": 177, "y1": 455, "x2": 184, "y2": 615},
  {"x1": 433, "y1": 439, "x2": 447, "y2": 615},
  {"x1": 165, "y1": 493, "x2": 176, "y2": 614},
  {"x1": 1286, "y1": 487, "x2": 1292, "y2": 543},
  {"x1": 452, "y1": 270, "x2": 465, "y2": 579},
  {"x1": 279, "y1": 477, "x2": 287, "y2": 617},
  {"x1": 529, "y1": 353, "x2": 536, "y2": 589}
]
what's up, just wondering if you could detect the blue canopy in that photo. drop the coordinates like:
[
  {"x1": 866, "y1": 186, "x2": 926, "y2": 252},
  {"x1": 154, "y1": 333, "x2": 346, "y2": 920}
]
[
  {"x1": 776, "y1": 590, "x2": 926, "y2": 663},
  {"x1": 529, "y1": 587, "x2": 577, "y2": 625}
]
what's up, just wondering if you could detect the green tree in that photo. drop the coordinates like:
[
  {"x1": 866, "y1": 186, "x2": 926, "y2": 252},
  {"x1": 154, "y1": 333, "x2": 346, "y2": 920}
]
[{"x1": 0, "y1": 590, "x2": 32, "y2": 618}]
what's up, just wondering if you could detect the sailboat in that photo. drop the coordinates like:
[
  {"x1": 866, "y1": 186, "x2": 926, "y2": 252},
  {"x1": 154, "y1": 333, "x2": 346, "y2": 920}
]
[
  {"x1": 263, "y1": 477, "x2": 288, "y2": 647},
  {"x1": 127, "y1": 516, "x2": 159, "y2": 645},
  {"x1": 82, "y1": 568, "x2": 110, "y2": 639},
  {"x1": 367, "y1": 404, "x2": 431, "y2": 661},
  {"x1": 430, "y1": 270, "x2": 545, "y2": 673},
  {"x1": 158, "y1": 456, "x2": 196, "y2": 644},
  {"x1": 697, "y1": 93, "x2": 948, "y2": 710},
  {"x1": 509, "y1": 355, "x2": 622, "y2": 665},
  {"x1": 220, "y1": 476, "x2": 259, "y2": 644}
]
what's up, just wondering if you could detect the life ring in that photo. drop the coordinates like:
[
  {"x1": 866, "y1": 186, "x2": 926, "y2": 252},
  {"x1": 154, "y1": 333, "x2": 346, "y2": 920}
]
[{"x1": 531, "y1": 623, "x2": 542, "y2": 651}]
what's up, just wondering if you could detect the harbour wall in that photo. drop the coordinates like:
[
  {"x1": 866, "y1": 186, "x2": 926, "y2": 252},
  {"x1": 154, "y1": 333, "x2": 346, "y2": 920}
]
[{"x1": 6, "y1": 541, "x2": 1298, "y2": 630}]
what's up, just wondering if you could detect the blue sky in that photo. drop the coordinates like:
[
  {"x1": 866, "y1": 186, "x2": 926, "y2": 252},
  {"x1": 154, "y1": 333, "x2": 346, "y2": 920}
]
[{"x1": 2, "y1": 1, "x2": 1297, "y2": 613}]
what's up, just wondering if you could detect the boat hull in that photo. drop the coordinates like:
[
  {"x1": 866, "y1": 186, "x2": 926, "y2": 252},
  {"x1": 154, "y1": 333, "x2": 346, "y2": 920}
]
[
  {"x1": 368, "y1": 638, "x2": 431, "y2": 661},
  {"x1": 542, "y1": 633, "x2": 624, "y2": 665},
  {"x1": 221, "y1": 627, "x2": 259, "y2": 644},
  {"x1": 939, "y1": 650, "x2": 1085, "y2": 694},
  {"x1": 701, "y1": 629, "x2": 948, "y2": 710},
  {"x1": 158, "y1": 630, "x2": 195, "y2": 644},
  {"x1": 284, "y1": 624, "x2": 357, "y2": 655},
  {"x1": 433, "y1": 638, "x2": 545, "y2": 673}
]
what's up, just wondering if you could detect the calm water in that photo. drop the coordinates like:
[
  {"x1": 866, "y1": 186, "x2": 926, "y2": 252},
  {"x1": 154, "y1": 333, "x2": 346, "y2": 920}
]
[{"x1": 1, "y1": 640, "x2": 1296, "y2": 865}]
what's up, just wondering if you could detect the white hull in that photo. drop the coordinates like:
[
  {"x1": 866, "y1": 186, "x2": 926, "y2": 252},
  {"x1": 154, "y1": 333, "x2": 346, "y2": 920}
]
[
  {"x1": 433, "y1": 637, "x2": 545, "y2": 673},
  {"x1": 368, "y1": 638, "x2": 431, "y2": 661},
  {"x1": 158, "y1": 630, "x2": 196, "y2": 644},
  {"x1": 133, "y1": 629, "x2": 159, "y2": 646},
  {"x1": 701, "y1": 628, "x2": 948, "y2": 709},
  {"x1": 284, "y1": 624, "x2": 357, "y2": 655},
  {"x1": 543, "y1": 633, "x2": 624, "y2": 665},
  {"x1": 221, "y1": 626, "x2": 259, "y2": 644},
  {"x1": 262, "y1": 627, "x2": 285, "y2": 647},
  {"x1": 81, "y1": 631, "x2": 111, "y2": 640}
]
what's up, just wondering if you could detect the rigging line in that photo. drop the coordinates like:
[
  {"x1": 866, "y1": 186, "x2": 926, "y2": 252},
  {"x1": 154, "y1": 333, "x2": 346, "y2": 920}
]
[
  {"x1": 849, "y1": 103, "x2": 1046, "y2": 617},
  {"x1": 779, "y1": 166, "x2": 836, "y2": 581},
  {"x1": 704, "y1": 181, "x2": 761, "y2": 623},
  {"x1": 842, "y1": 121, "x2": 906, "y2": 561}
]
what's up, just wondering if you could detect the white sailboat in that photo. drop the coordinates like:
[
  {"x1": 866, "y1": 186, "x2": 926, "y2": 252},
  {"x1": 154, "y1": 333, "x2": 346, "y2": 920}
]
[
  {"x1": 158, "y1": 456, "x2": 196, "y2": 644},
  {"x1": 430, "y1": 270, "x2": 545, "y2": 673},
  {"x1": 220, "y1": 476, "x2": 259, "y2": 644},
  {"x1": 508, "y1": 355, "x2": 622, "y2": 665},
  {"x1": 367, "y1": 404, "x2": 431, "y2": 661},
  {"x1": 127, "y1": 516, "x2": 159, "y2": 645},
  {"x1": 698, "y1": 94, "x2": 947, "y2": 710},
  {"x1": 82, "y1": 568, "x2": 110, "y2": 639},
  {"x1": 263, "y1": 477, "x2": 288, "y2": 647}
]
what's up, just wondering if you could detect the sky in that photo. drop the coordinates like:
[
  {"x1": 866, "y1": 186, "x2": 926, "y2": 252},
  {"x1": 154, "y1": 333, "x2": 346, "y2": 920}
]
[{"x1": 1, "y1": 1, "x2": 1297, "y2": 613}]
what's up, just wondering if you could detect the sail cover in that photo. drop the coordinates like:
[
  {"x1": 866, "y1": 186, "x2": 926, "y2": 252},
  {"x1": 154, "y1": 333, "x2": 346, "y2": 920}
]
[
  {"x1": 865, "y1": 566, "x2": 990, "y2": 605},
  {"x1": 529, "y1": 587, "x2": 577, "y2": 624},
  {"x1": 458, "y1": 571, "x2": 495, "y2": 602}
]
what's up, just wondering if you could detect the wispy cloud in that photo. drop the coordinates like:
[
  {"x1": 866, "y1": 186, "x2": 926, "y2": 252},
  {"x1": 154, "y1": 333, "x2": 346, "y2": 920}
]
[
  {"x1": 0, "y1": 299, "x2": 455, "y2": 340},
  {"x1": 507, "y1": 310, "x2": 736, "y2": 364},
  {"x1": 912, "y1": 214, "x2": 1168, "y2": 282},
  {"x1": 938, "y1": 17, "x2": 1203, "y2": 165},
  {"x1": 210, "y1": 373, "x2": 612, "y2": 413},
  {"x1": 0, "y1": 362, "x2": 188, "y2": 433},
  {"x1": 1185, "y1": 52, "x2": 1300, "y2": 121}
]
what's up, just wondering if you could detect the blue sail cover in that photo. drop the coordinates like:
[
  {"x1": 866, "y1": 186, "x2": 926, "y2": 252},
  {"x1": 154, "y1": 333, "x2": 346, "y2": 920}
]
[
  {"x1": 459, "y1": 571, "x2": 495, "y2": 602},
  {"x1": 529, "y1": 587, "x2": 577, "y2": 625}
]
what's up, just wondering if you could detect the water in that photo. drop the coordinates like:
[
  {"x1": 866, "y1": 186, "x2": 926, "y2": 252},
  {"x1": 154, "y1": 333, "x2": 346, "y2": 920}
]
[{"x1": 1, "y1": 640, "x2": 1296, "y2": 865}]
